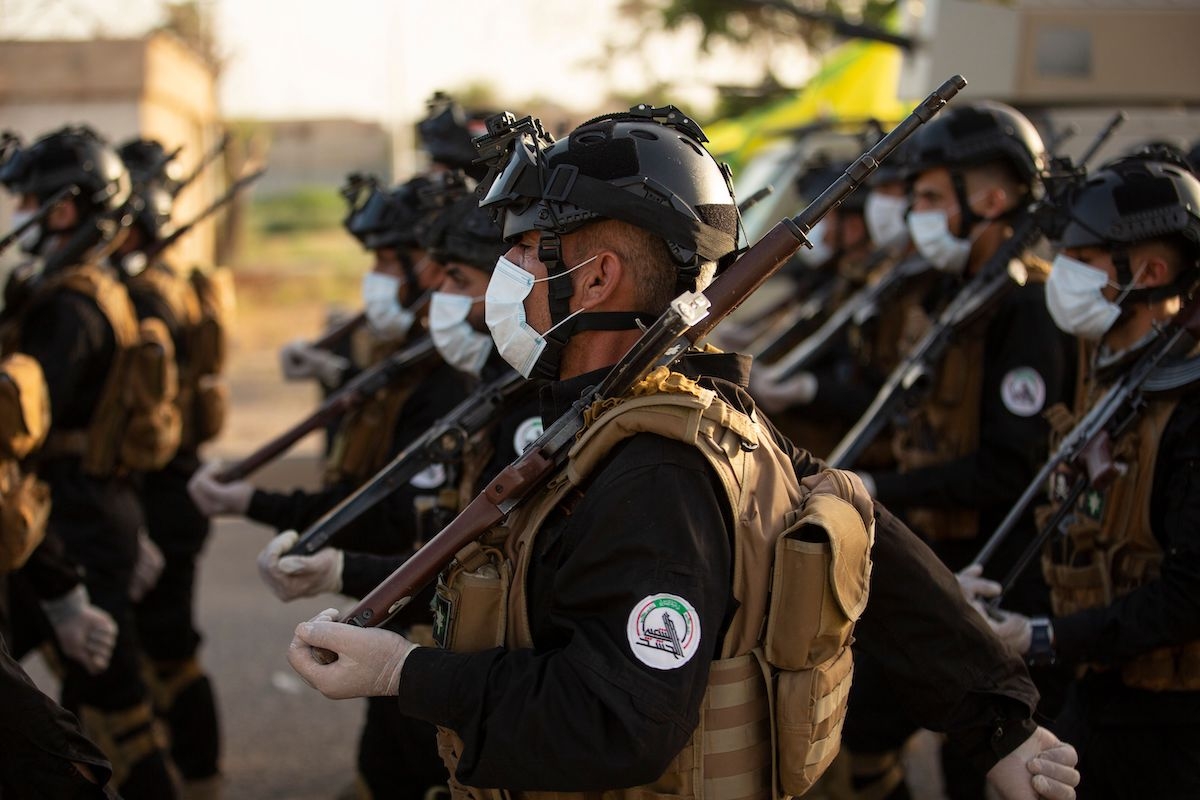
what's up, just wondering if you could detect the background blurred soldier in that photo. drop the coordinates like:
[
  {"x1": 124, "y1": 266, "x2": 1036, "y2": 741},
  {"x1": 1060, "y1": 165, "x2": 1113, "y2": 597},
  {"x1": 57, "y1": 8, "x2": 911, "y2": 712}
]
[
  {"x1": 115, "y1": 136, "x2": 230, "y2": 799},
  {"x1": 0, "y1": 126, "x2": 180, "y2": 799},
  {"x1": 974, "y1": 156, "x2": 1200, "y2": 800}
]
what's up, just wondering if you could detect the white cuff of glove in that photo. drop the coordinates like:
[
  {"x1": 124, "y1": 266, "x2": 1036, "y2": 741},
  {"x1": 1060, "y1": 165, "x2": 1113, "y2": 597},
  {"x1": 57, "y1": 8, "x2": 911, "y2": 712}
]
[{"x1": 40, "y1": 584, "x2": 90, "y2": 626}]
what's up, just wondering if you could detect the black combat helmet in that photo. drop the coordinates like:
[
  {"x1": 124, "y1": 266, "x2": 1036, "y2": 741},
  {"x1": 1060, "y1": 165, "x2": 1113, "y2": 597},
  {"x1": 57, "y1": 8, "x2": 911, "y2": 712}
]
[
  {"x1": 906, "y1": 101, "x2": 1047, "y2": 191},
  {"x1": 341, "y1": 174, "x2": 425, "y2": 251},
  {"x1": 0, "y1": 126, "x2": 132, "y2": 266},
  {"x1": 1062, "y1": 157, "x2": 1200, "y2": 299},
  {"x1": 0, "y1": 125, "x2": 131, "y2": 217},
  {"x1": 117, "y1": 137, "x2": 178, "y2": 244},
  {"x1": 479, "y1": 104, "x2": 739, "y2": 285},
  {"x1": 426, "y1": 195, "x2": 506, "y2": 273},
  {"x1": 418, "y1": 93, "x2": 492, "y2": 180}
]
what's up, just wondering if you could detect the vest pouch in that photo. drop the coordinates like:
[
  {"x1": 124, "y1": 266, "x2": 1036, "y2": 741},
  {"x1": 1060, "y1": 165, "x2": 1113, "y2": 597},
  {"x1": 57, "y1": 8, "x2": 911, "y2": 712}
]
[
  {"x1": 119, "y1": 317, "x2": 182, "y2": 471},
  {"x1": 433, "y1": 542, "x2": 510, "y2": 653},
  {"x1": 190, "y1": 314, "x2": 227, "y2": 377},
  {"x1": 765, "y1": 488, "x2": 871, "y2": 670},
  {"x1": 0, "y1": 458, "x2": 51, "y2": 571},
  {"x1": 0, "y1": 354, "x2": 51, "y2": 459},
  {"x1": 192, "y1": 375, "x2": 229, "y2": 445},
  {"x1": 776, "y1": 645, "x2": 854, "y2": 797},
  {"x1": 1041, "y1": 553, "x2": 1110, "y2": 618}
]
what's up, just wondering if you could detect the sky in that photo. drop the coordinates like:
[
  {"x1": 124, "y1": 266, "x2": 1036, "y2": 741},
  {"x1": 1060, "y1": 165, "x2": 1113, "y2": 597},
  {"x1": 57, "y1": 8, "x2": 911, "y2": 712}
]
[{"x1": 0, "y1": 0, "x2": 816, "y2": 123}]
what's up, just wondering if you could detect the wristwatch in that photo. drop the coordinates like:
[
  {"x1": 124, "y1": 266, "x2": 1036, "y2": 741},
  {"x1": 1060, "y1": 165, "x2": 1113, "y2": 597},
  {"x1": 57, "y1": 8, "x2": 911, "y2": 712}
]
[{"x1": 1027, "y1": 616, "x2": 1056, "y2": 666}]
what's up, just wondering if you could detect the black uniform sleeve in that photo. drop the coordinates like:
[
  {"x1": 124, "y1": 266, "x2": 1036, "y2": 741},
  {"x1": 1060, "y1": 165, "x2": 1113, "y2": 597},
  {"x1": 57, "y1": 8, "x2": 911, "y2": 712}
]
[
  {"x1": 872, "y1": 282, "x2": 1071, "y2": 512},
  {"x1": 1053, "y1": 395, "x2": 1200, "y2": 665},
  {"x1": 398, "y1": 436, "x2": 734, "y2": 790},
  {"x1": 0, "y1": 631, "x2": 114, "y2": 795},
  {"x1": 16, "y1": 532, "x2": 83, "y2": 601},
  {"x1": 19, "y1": 293, "x2": 114, "y2": 427}
]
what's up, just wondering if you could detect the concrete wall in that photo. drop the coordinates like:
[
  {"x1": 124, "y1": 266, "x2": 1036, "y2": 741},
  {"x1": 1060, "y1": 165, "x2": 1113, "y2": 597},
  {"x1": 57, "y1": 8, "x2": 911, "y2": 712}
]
[
  {"x1": 254, "y1": 118, "x2": 392, "y2": 196},
  {"x1": 0, "y1": 32, "x2": 221, "y2": 270}
]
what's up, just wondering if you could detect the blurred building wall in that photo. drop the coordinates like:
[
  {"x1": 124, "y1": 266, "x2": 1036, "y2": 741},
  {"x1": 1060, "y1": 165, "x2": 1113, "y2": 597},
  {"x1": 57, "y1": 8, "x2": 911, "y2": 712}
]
[
  {"x1": 252, "y1": 118, "x2": 392, "y2": 196},
  {"x1": 0, "y1": 31, "x2": 222, "y2": 268}
]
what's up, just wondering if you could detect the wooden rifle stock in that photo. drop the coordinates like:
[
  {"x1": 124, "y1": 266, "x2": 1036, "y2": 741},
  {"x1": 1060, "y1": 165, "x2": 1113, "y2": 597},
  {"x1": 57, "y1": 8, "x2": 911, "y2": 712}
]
[
  {"x1": 215, "y1": 336, "x2": 437, "y2": 483},
  {"x1": 308, "y1": 75, "x2": 966, "y2": 664}
]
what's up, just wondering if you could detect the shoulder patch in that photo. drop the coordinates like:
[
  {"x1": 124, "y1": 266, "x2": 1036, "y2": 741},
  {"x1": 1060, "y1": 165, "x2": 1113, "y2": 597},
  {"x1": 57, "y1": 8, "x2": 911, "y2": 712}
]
[
  {"x1": 1001, "y1": 367, "x2": 1046, "y2": 417},
  {"x1": 410, "y1": 462, "x2": 447, "y2": 490},
  {"x1": 512, "y1": 416, "x2": 543, "y2": 456},
  {"x1": 626, "y1": 593, "x2": 701, "y2": 670}
]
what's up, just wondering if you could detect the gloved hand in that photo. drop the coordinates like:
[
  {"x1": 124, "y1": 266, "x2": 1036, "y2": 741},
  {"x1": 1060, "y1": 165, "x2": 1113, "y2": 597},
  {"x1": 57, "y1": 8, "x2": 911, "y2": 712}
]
[
  {"x1": 987, "y1": 608, "x2": 1034, "y2": 656},
  {"x1": 187, "y1": 461, "x2": 255, "y2": 518},
  {"x1": 41, "y1": 586, "x2": 118, "y2": 675},
  {"x1": 956, "y1": 564, "x2": 1003, "y2": 619},
  {"x1": 129, "y1": 530, "x2": 165, "y2": 602},
  {"x1": 748, "y1": 369, "x2": 818, "y2": 414},
  {"x1": 257, "y1": 530, "x2": 343, "y2": 601},
  {"x1": 986, "y1": 725, "x2": 1080, "y2": 800},
  {"x1": 287, "y1": 608, "x2": 417, "y2": 699},
  {"x1": 279, "y1": 339, "x2": 349, "y2": 388}
]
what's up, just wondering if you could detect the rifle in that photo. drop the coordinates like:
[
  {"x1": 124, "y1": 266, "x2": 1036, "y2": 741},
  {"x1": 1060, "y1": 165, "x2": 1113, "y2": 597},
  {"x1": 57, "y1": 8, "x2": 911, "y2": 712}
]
[
  {"x1": 215, "y1": 335, "x2": 438, "y2": 483},
  {"x1": 145, "y1": 166, "x2": 266, "y2": 262},
  {"x1": 310, "y1": 310, "x2": 367, "y2": 351},
  {"x1": 284, "y1": 369, "x2": 533, "y2": 557},
  {"x1": 0, "y1": 185, "x2": 79, "y2": 256},
  {"x1": 971, "y1": 293, "x2": 1200, "y2": 604},
  {"x1": 308, "y1": 76, "x2": 965, "y2": 662},
  {"x1": 825, "y1": 112, "x2": 1128, "y2": 469},
  {"x1": 759, "y1": 253, "x2": 932, "y2": 381},
  {"x1": 172, "y1": 132, "x2": 231, "y2": 197}
]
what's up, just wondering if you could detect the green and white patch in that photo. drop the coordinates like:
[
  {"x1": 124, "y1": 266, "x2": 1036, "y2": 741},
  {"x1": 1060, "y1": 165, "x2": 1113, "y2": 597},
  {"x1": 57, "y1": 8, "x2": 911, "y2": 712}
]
[
  {"x1": 626, "y1": 593, "x2": 701, "y2": 670},
  {"x1": 513, "y1": 416, "x2": 542, "y2": 456}
]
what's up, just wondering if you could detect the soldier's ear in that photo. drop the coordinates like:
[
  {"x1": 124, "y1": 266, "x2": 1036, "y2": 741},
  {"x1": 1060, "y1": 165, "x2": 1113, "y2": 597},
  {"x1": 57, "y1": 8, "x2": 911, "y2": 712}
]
[{"x1": 574, "y1": 249, "x2": 623, "y2": 310}]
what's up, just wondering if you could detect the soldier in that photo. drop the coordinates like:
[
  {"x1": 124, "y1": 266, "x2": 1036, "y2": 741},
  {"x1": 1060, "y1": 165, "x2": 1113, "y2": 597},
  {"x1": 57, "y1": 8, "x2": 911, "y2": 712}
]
[
  {"x1": 255, "y1": 194, "x2": 537, "y2": 798},
  {"x1": 286, "y1": 106, "x2": 1078, "y2": 799},
  {"x1": 0, "y1": 126, "x2": 179, "y2": 799},
  {"x1": 972, "y1": 156, "x2": 1200, "y2": 799},
  {"x1": 188, "y1": 174, "x2": 472, "y2": 799},
  {"x1": 114, "y1": 136, "x2": 228, "y2": 799}
]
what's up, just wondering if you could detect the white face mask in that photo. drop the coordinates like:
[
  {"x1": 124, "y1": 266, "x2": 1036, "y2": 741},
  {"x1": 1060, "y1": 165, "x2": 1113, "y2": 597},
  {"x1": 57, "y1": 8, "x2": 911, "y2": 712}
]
[
  {"x1": 429, "y1": 291, "x2": 492, "y2": 376},
  {"x1": 864, "y1": 193, "x2": 908, "y2": 249},
  {"x1": 1045, "y1": 254, "x2": 1123, "y2": 341},
  {"x1": 362, "y1": 271, "x2": 416, "y2": 340},
  {"x1": 907, "y1": 209, "x2": 972, "y2": 273},
  {"x1": 9, "y1": 209, "x2": 41, "y2": 253},
  {"x1": 485, "y1": 254, "x2": 596, "y2": 379},
  {"x1": 797, "y1": 218, "x2": 834, "y2": 268}
]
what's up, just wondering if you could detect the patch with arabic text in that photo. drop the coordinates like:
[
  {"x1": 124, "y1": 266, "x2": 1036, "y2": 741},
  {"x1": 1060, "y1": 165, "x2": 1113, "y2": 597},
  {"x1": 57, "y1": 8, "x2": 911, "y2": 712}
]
[{"x1": 626, "y1": 593, "x2": 701, "y2": 670}]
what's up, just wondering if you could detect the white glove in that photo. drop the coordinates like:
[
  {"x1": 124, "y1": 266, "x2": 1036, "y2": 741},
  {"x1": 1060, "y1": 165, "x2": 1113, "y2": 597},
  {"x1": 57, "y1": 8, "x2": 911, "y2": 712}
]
[
  {"x1": 187, "y1": 460, "x2": 255, "y2": 518},
  {"x1": 257, "y1": 530, "x2": 343, "y2": 602},
  {"x1": 287, "y1": 608, "x2": 417, "y2": 699},
  {"x1": 749, "y1": 369, "x2": 819, "y2": 414},
  {"x1": 986, "y1": 725, "x2": 1080, "y2": 800},
  {"x1": 41, "y1": 586, "x2": 118, "y2": 675},
  {"x1": 279, "y1": 338, "x2": 349, "y2": 388},
  {"x1": 988, "y1": 609, "x2": 1034, "y2": 656},
  {"x1": 129, "y1": 530, "x2": 165, "y2": 602},
  {"x1": 956, "y1": 563, "x2": 1003, "y2": 619}
]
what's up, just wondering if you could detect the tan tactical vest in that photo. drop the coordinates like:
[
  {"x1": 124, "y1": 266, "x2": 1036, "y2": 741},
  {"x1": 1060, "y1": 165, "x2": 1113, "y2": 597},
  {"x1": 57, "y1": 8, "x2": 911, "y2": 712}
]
[
  {"x1": 130, "y1": 264, "x2": 229, "y2": 452},
  {"x1": 31, "y1": 264, "x2": 181, "y2": 476},
  {"x1": 0, "y1": 353, "x2": 51, "y2": 571},
  {"x1": 1040, "y1": 377, "x2": 1200, "y2": 691},
  {"x1": 432, "y1": 368, "x2": 874, "y2": 799}
]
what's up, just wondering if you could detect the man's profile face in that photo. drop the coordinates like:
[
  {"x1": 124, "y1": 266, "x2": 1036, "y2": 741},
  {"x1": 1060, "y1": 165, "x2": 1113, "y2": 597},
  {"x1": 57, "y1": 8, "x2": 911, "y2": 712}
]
[
  {"x1": 500, "y1": 231, "x2": 555, "y2": 335},
  {"x1": 439, "y1": 261, "x2": 490, "y2": 331},
  {"x1": 910, "y1": 167, "x2": 963, "y2": 235}
]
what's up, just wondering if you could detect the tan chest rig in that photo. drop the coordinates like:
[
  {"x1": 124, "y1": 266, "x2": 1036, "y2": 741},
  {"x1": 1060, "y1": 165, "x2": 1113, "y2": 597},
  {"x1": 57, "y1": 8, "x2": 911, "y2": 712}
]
[
  {"x1": 26, "y1": 264, "x2": 181, "y2": 476},
  {"x1": 432, "y1": 368, "x2": 874, "y2": 799},
  {"x1": 323, "y1": 342, "x2": 438, "y2": 486},
  {"x1": 130, "y1": 265, "x2": 231, "y2": 452},
  {"x1": 0, "y1": 353, "x2": 52, "y2": 571},
  {"x1": 1039, "y1": 369, "x2": 1200, "y2": 691}
]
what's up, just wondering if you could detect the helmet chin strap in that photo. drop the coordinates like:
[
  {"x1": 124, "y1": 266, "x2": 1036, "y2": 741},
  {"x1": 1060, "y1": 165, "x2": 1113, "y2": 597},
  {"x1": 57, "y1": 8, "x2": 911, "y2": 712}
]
[{"x1": 530, "y1": 230, "x2": 654, "y2": 380}]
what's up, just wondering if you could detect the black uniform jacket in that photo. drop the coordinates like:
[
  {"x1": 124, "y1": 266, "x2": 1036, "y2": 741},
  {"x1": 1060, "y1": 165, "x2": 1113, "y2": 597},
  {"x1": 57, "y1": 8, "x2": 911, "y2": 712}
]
[{"x1": 397, "y1": 351, "x2": 1037, "y2": 791}]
